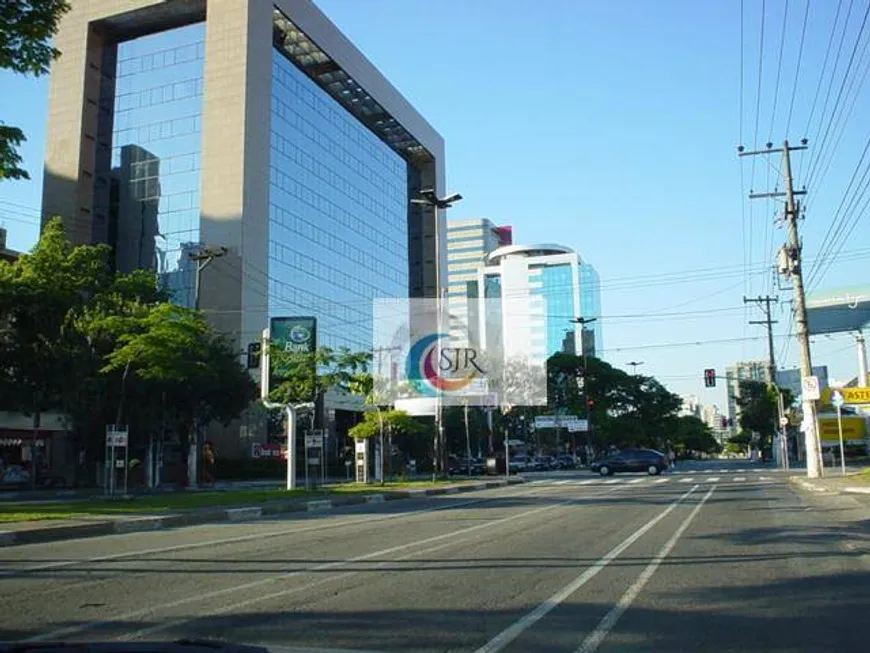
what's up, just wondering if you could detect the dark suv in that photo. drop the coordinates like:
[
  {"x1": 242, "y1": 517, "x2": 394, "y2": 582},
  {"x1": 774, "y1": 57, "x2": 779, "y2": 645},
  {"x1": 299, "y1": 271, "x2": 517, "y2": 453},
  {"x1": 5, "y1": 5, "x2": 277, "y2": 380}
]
[{"x1": 590, "y1": 448, "x2": 669, "y2": 476}]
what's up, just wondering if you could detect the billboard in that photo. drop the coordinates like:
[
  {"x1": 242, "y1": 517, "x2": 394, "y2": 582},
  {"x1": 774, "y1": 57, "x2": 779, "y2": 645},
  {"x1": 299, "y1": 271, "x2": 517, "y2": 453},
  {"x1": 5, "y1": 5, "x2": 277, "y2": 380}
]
[
  {"x1": 373, "y1": 298, "x2": 547, "y2": 407},
  {"x1": 806, "y1": 286, "x2": 870, "y2": 335},
  {"x1": 269, "y1": 316, "x2": 317, "y2": 399}
]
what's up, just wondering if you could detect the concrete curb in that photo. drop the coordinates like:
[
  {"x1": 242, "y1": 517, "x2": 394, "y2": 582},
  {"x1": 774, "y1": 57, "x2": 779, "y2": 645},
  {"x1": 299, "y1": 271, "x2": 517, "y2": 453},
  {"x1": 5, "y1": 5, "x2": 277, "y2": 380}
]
[
  {"x1": 789, "y1": 476, "x2": 870, "y2": 496},
  {"x1": 0, "y1": 478, "x2": 523, "y2": 548}
]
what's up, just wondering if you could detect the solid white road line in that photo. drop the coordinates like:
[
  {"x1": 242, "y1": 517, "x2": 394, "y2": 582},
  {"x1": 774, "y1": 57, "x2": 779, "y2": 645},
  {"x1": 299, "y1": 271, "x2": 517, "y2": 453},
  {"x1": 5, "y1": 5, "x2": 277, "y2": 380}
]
[
  {"x1": 1, "y1": 482, "x2": 557, "y2": 578},
  {"x1": 25, "y1": 484, "x2": 631, "y2": 643},
  {"x1": 575, "y1": 485, "x2": 716, "y2": 653},
  {"x1": 473, "y1": 486, "x2": 699, "y2": 653}
]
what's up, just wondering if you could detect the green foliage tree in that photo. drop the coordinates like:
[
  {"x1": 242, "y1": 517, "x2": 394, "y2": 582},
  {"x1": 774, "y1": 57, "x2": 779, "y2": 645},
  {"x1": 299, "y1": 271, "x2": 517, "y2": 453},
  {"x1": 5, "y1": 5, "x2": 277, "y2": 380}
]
[
  {"x1": 0, "y1": 1, "x2": 71, "y2": 180},
  {"x1": 726, "y1": 431, "x2": 753, "y2": 454},
  {"x1": 268, "y1": 346, "x2": 370, "y2": 406},
  {"x1": 0, "y1": 218, "x2": 256, "y2": 485},
  {"x1": 348, "y1": 409, "x2": 423, "y2": 483},
  {"x1": 668, "y1": 415, "x2": 722, "y2": 457},
  {"x1": 543, "y1": 352, "x2": 682, "y2": 453},
  {"x1": 734, "y1": 381, "x2": 793, "y2": 456}
]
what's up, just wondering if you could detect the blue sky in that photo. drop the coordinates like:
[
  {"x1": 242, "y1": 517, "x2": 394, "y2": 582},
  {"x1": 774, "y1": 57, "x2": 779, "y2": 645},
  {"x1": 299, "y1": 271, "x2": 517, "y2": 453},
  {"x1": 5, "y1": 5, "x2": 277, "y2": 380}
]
[{"x1": 1, "y1": 0, "x2": 868, "y2": 409}]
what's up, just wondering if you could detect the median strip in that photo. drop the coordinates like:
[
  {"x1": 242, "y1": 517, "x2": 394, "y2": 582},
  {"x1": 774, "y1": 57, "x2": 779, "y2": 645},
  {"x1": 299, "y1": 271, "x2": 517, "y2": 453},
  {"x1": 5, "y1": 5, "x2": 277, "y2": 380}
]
[{"x1": 0, "y1": 478, "x2": 522, "y2": 548}]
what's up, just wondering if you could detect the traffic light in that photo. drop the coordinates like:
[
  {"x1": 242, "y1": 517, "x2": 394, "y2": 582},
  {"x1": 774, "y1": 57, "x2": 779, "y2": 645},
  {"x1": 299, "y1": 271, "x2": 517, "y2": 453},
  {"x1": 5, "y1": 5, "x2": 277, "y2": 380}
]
[
  {"x1": 703, "y1": 368, "x2": 716, "y2": 388},
  {"x1": 247, "y1": 341, "x2": 262, "y2": 369}
]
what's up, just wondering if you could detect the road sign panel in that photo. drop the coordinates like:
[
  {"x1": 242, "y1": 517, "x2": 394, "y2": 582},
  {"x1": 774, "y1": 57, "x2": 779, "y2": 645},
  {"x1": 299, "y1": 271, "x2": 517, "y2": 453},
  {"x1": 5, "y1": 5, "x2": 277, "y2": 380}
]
[
  {"x1": 801, "y1": 376, "x2": 821, "y2": 400},
  {"x1": 837, "y1": 387, "x2": 870, "y2": 404},
  {"x1": 305, "y1": 434, "x2": 323, "y2": 448}
]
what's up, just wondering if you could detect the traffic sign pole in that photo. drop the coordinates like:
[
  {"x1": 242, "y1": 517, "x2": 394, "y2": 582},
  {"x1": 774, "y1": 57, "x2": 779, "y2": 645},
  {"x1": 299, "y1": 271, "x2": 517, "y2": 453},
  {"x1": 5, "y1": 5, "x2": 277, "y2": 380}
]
[{"x1": 831, "y1": 390, "x2": 847, "y2": 476}]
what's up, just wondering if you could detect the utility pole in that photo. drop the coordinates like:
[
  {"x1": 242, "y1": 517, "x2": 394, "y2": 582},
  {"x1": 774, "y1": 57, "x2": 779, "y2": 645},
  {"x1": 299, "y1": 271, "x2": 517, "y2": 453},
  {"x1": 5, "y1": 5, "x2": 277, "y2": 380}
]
[
  {"x1": 187, "y1": 244, "x2": 227, "y2": 488},
  {"x1": 744, "y1": 295, "x2": 779, "y2": 384},
  {"x1": 740, "y1": 139, "x2": 822, "y2": 478},
  {"x1": 744, "y1": 294, "x2": 789, "y2": 469}
]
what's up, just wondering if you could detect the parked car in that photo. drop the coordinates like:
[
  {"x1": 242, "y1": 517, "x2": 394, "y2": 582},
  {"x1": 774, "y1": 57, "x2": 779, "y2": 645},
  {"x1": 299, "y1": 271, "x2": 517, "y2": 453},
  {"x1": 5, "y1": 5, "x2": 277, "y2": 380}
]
[
  {"x1": 509, "y1": 456, "x2": 528, "y2": 473},
  {"x1": 555, "y1": 455, "x2": 575, "y2": 469},
  {"x1": 590, "y1": 448, "x2": 668, "y2": 476}
]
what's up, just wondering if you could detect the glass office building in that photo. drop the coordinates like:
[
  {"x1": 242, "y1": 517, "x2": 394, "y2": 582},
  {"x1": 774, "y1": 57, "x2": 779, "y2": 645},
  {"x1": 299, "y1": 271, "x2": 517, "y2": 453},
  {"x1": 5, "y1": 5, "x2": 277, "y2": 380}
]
[
  {"x1": 269, "y1": 50, "x2": 408, "y2": 351},
  {"x1": 111, "y1": 23, "x2": 205, "y2": 307},
  {"x1": 42, "y1": 0, "x2": 446, "y2": 454},
  {"x1": 478, "y1": 244, "x2": 602, "y2": 363}
]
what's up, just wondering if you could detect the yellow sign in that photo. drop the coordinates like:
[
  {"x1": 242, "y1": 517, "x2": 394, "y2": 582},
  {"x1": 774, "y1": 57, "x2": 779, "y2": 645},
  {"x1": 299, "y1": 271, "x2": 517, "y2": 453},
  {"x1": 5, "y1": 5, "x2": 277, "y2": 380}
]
[
  {"x1": 819, "y1": 386, "x2": 870, "y2": 405},
  {"x1": 818, "y1": 416, "x2": 866, "y2": 442}
]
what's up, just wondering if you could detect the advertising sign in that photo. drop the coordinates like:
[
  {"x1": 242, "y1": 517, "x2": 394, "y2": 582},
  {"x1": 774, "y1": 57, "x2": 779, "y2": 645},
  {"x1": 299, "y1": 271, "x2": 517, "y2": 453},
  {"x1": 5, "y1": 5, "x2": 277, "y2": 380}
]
[
  {"x1": 269, "y1": 316, "x2": 317, "y2": 398},
  {"x1": 818, "y1": 416, "x2": 866, "y2": 443}
]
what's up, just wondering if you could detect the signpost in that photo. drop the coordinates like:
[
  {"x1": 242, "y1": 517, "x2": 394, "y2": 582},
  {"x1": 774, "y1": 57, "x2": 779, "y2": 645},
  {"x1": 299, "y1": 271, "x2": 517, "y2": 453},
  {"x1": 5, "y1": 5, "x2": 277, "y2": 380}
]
[
  {"x1": 830, "y1": 390, "x2": 847, "y2": 476},
  {"x1": 801, "y1": 375, "x2": 821, "y2": 400},
  {"x1": 104, "y1": 425, "x2": 128, "y2": 497},
  {"x1": 355, "y1": 438, "x2": 368, "y2": 484},
  {"x1": 304, "y1": 430, "x2": 325, "y2": 490}
]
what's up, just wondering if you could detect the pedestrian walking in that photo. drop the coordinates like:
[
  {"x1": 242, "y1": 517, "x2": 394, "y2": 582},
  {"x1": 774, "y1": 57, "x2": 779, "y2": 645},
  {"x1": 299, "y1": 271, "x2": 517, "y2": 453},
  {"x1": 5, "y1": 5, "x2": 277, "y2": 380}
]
[{"x1": 668, "y1": 449, "x2": 676, "y2": 468}]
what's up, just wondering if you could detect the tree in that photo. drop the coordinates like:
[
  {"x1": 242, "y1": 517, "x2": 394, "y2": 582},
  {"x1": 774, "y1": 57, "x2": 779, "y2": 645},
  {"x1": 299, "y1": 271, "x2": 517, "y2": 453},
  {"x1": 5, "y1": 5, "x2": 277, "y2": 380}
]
[
  {"x1": 1, "y1": 219, "x2": 256, "y2": 485},
  {"x1": 0, "y1": 1, "x2": 71, "y2": 180},
  {"x1": 734, "y1": 381, "x2": 793, "y2": 456},
  {"x1": 668, "y1": 415, "x2": 722, "y2": 457},
  {"x1": 268, "y1": 346, "x2": 370, "y2": 406},
  {"x1": 348, "y1": 409, "x2": 423, "y2": 483},
  {"x1": 727, "y1": 431, "x2": 753, "y2": 455},
  {"x1": 543, "y1": 352, "x2": 682, "y2": 453}
]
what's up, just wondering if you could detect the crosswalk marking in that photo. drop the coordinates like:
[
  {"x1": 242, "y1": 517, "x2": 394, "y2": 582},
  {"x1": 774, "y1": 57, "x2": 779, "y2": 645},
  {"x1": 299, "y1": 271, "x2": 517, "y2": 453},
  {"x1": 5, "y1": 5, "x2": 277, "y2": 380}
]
[
  {"x1": 525, "y1": 472, "x2": 783, "y2": 488},
  {"x1": 706, "y1": 477, "x2": 720, "y2": 482},
  {"x1": 734, "y1": 476, "x2": 746, "y2": 481},
  {"x1": 653, "y1": 478, "x2": 670, "y2": 484},
  {"x1": 628, "y1": 478, "x2": 645, "y2": 484},
  {"x1": 678, "y1": 477, "x2": 695, "y2": 483},
  {"x1": 601, "y1": 479, "x2": 620, "y2": 484}
]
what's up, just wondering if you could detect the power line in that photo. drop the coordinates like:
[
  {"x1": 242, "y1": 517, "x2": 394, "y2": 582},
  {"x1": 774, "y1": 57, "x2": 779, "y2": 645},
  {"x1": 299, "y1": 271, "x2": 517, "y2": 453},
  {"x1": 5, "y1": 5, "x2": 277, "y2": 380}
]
[
  {"x1": 785, "y1": 0, "x2": 811, "y2": 135},
  {"x1": 767, "y1": 0, "x2": 790, "y2": 140},
  {"x1": 805, "y1": 0, "x2": 870, "y2": 189},
  {"x1": 806, "y1": 133, "x2": 870, "y2": 288},
  {"x1": 801, "y1": 0, "x2": 845, "y2": 180}
]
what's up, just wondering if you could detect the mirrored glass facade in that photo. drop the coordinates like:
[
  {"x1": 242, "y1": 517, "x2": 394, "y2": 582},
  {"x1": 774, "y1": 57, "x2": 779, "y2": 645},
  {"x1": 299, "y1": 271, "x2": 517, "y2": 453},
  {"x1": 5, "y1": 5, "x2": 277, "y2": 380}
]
[
  {"x1": 579, "y1": 263, "x2": 603, "y2": 354},
  {"x1": 269, "y1": 49, "x2": 409, "y2": 351},
  {"x1": 535, "y1": 263, "x2": 574, "y2": 356},
  {"x1": 111, "y1": 23, "x2": 206, "y2": 307}
]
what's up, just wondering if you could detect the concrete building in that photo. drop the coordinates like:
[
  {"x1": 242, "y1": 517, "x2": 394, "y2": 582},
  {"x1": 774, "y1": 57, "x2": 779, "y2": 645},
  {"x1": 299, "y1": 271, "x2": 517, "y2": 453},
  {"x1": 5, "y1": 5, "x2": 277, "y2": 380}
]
[
  {"x1": 445, "y1": 218, "x2": 511, "y2": 341},
  {"x1": 725, "y1": 360, "x2": 767, "y2": 427},
  {"x1": 776, "y1": 366, "x2": 829, "y2": 401},
  {"x1": 41, "y1": 0, "x2": 445, "y2": 356},
  {"x1": 475, "y1": 244, "x2": 602, "y2": 364},
  {"x1": 0, "y1": 228, "x2": 21, "y2": 263},
  {"x1": 679, "y1": 395, "x2": 700, "y2": 418}
]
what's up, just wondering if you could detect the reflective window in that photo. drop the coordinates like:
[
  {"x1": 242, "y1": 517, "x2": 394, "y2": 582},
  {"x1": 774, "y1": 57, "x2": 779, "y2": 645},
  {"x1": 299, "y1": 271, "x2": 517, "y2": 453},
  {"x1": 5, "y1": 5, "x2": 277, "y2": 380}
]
[
  {"x1": 534, "y1": 263, "x2": 575, "y2": 356},
  {"x1": 579, "y1": 263, "x2": 602, "y2": 354},
  {"x1": 269, "y1": 50, "x2": 409, "y2": 351},
  {"x1": 111, "y1": 23, "x2": 205, "y2": 307}
]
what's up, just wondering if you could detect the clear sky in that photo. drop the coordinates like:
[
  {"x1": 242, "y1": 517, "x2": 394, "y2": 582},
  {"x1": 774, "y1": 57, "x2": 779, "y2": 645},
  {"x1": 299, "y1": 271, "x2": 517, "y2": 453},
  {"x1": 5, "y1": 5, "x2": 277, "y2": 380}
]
[{"x1": 1, "y1": 0, "x2": 868, "y2": 411}]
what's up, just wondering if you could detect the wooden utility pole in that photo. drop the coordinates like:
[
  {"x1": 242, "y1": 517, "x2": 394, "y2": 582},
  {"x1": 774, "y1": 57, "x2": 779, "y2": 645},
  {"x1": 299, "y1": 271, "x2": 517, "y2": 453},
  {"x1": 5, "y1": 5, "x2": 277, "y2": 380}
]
[{"x1": 740, "y1": 139, "x2": 821, "y2": 478}]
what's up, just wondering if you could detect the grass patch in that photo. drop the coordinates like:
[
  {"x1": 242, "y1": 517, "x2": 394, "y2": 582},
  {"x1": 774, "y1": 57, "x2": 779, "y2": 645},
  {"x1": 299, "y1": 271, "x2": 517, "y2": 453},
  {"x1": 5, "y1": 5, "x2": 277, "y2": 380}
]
[{"x1": 0, "y1": 478, "x2": 480, "y2": 523}]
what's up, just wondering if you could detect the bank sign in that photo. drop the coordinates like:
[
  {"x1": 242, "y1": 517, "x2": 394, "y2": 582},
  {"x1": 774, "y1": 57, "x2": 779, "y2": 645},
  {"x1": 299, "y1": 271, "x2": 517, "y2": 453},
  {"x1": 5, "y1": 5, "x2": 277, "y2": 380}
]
[{"x1": 269, "y1": 316, "x2": 317, "y2": 393}]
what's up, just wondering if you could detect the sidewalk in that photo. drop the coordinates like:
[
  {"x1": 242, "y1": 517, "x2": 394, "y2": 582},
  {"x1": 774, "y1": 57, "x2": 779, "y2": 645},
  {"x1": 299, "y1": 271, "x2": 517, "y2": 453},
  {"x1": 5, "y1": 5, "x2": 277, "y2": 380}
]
[
  {"x1": 789, "y1": 470, "x2": 870, "y2": 496},
  {"x1": 0, "y1": 478, "x2": 523, "y2": 548}
]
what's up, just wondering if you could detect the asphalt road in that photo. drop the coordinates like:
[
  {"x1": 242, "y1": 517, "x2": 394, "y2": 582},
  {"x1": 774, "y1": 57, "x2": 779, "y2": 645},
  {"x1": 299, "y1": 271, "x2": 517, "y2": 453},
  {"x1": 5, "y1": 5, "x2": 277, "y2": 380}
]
[{"x1": 1, "y1": 459, "x2": 869, "y2": 653}]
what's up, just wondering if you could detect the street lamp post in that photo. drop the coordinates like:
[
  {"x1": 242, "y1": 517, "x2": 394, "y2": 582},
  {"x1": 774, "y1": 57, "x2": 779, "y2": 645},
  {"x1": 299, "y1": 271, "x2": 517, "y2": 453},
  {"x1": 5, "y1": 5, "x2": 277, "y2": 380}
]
[
  {"x1": 627, "y1": 361, "x2": 645, "y2": 375},
  {"x1": 410, "y1": 187, "x2": 463, "y2": 479},
  {"x1": 570, "y1": 317, "x2": 597, "y2": 464},
  {"x1": 187, "y1": 244, "x2": 227, "y2": 489}
]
